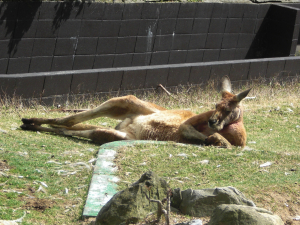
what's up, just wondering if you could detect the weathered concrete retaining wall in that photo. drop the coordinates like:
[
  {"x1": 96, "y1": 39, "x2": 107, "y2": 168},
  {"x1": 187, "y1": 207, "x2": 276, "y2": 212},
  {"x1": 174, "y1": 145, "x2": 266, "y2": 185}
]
[
  {"x1": 1, "y1": 56, "x2": 300, "y2": 100},
  {"x1": 0, "y1": 2, "x2": 300, "y2": 101}
]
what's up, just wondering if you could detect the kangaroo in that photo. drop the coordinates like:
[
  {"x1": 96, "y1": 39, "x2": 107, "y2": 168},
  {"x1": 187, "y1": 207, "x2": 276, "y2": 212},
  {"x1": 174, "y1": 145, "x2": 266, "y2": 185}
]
[{"x1": 21, "y1": 77, "x2": 251, "y2": 148}]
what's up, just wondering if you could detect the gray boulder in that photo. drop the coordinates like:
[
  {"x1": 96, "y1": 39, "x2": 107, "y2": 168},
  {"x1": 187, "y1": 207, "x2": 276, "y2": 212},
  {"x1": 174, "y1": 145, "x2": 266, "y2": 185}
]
[
  {"x1": 209, "y1": 204, "x2": 284, "y2": 225},
  {"x1": 95, "y1": 171, "x2": 169, "y2": 225},
  {"x1": 172, "y1": 186, "x2": 255, "y2": 217}
]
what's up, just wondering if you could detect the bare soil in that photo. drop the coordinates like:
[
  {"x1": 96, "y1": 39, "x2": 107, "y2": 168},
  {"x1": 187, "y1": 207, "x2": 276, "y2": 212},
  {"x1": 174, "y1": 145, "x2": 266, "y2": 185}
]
[
  {"x1": 0, "y1": 160, "x2": 10, "y2": 170},
  {"x1": 22, "y1": 198, "x2": 55, "y2": 212},
  {"x1": 81, "y1": 213, "x2": 210, "y2": 225},
  {"x1": 253, "y1": 191, "x2": 300, "y2": 225}
]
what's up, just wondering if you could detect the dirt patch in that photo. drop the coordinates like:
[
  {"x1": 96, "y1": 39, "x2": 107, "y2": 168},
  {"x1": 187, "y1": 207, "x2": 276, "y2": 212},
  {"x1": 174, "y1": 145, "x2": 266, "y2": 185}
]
[
  {"x1": 27, "y1": 186, "x2": 36, "y2": 194},
  {"x1": 23, "y1": 198, "x2": 55, "y2": 212},
  {"x1": 81, "y1": 213, "x2": 210, "y2": 225},
  {"x1": 253, "y1": 191, "x2": 300, "y2": 225},
  {"x1": 0, "y1": 160, "x2": 10, "y2": 170}
]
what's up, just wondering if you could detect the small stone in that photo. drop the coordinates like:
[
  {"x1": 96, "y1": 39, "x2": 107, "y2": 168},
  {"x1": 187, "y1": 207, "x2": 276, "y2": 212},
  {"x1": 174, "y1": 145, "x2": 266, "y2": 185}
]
[
  {"x1": 0, "y1": 129, "x2": 8, "y2": 133},
  {"x1": 175, "y1": 219, "x2": 203, "y2": 225},
  {"x1": 40, "y1": 182, "x2": 48, "y2": 188},
  {"x1": 176, "y1": 180, "x2": 184, "y2": 183},
  {"x1": 88, "y1": 158, "x2": 96, "y2": 163},
  {"x1": 293, "y1": 216, "x2": 300, "y2": 221},
  {"x1": 260, "y1": 162, "x2": 272, "y2": 168},
  {"x1": 177, "y1": 153, "x2": 188, "y2": 158},
  {"x1": 199, "y1": 160, "x2": 209, "y2": 164},
  {"x1": 243, "y1": 146, "x2": 254, "y2": 151}
]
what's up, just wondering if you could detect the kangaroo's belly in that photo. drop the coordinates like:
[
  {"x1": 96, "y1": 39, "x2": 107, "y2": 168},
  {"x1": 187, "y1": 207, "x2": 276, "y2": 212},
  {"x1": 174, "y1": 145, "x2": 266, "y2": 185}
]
[{"x1": 119, "y1": 110, "x2": 195, "y2": 141}]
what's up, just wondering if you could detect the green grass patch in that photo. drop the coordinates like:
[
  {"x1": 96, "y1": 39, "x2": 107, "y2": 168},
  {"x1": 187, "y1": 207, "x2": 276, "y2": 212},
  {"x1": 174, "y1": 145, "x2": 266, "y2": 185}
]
[
  {"x1": 0, "y1": 80, "x2": 300, "y2": 223},
  {"x1": 115, "y1": 142, "x2": 300, "y2": 194}
]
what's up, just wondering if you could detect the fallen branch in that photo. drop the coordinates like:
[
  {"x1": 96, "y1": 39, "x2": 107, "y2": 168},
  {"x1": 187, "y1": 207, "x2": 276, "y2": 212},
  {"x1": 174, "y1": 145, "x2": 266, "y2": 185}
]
[
  {"x1": 157, "y1": 84, "x2": 177, "y2": 99},
  {"x1": 144, "y1": 188, "x2": 172, "y2": 225}
]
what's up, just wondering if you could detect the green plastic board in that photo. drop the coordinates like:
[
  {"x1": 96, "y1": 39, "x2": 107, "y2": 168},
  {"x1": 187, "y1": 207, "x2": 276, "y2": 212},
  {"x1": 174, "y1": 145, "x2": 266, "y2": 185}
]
[{"x1": 82, "y1": 140, "x2": 168, "y2": 217}]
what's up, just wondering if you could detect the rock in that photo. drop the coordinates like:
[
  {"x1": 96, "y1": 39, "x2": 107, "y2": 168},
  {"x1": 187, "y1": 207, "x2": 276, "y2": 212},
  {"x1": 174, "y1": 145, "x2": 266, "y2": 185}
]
[
  {"x1": 202, "y1": 0, "x2": 252, "y2": 2},
  {"x1": 293, "y1": 215, "x2": 300, "y2": 221},
  {"x1": 250, "y1": 0, "x2": 298, "y2": 2},
  {"x1": 209, "y1": 204, "x2": 284, "y2": 225},
  {"x1": 172, "y1": 186, "x2": 255, "y2": 217},
  {"x1": 95, "y1": 171, "x2": 169, "y2": 225},
  {"x1": 176, "y1": 219, "x2": 203, "y2": 225},
  {"x1": 0, "y1": 212, "x2": 26, "y2": 225},
  {"x1": 0, "y1": 129, "x2": 8, "y2": 134}
]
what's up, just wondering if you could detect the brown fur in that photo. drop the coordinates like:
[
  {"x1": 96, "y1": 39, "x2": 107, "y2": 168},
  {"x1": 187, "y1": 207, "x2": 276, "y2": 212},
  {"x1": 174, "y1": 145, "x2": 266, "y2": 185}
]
[{"x1": 21, "y1": 77, "x2": 251, "y2": 148}]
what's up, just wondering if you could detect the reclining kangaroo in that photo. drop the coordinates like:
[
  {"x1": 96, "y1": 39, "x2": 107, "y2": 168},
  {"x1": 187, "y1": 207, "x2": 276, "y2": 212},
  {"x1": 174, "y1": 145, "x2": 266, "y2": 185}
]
[{"x1": 21, "y1": 77, "x2": 251, "y2": 148}]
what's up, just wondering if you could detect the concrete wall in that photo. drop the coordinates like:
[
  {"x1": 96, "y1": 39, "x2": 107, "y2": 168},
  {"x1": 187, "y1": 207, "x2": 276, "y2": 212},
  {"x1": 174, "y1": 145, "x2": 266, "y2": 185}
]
[
  {"x1": 0, "y1": 2, "x2": 300, "y2": 101},
  {"x1": 1, "y1": 56, "x2": 300, "y2": 100}
]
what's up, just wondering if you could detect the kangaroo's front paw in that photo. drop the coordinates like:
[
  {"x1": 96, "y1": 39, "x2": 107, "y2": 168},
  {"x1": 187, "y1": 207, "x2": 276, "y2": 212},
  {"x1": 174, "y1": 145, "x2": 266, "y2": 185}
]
[{"x1": 205, "y1": 133, "x2": 232, "y2": 149}]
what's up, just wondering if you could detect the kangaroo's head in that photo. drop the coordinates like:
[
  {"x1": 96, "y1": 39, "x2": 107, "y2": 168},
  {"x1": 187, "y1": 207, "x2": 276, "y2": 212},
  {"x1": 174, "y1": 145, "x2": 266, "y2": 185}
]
[{"x1": 208, "y1": 77, "x2": 251, "y2": 131}]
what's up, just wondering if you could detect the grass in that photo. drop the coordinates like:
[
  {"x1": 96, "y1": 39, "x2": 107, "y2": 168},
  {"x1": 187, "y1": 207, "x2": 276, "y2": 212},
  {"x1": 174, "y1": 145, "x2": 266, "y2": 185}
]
[{"x1": 0, "y1": 78, "x2": 300, "y2": 224}]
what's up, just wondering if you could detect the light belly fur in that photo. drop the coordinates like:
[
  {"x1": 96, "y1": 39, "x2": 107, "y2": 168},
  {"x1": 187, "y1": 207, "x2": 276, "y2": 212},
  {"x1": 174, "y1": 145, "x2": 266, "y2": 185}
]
[{"x1": 119, "y1": 110, "x2": 194, "y2": 141}]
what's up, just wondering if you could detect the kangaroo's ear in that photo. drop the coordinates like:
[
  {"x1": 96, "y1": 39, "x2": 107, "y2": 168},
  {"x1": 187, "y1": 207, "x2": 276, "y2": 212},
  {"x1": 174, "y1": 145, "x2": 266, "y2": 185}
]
[
  {"x1": 235, "y1": 88, "x2": 252, "y2": 102},
  {"x1": 221, "y1": 76, "x2": 232, "y2": 93}
]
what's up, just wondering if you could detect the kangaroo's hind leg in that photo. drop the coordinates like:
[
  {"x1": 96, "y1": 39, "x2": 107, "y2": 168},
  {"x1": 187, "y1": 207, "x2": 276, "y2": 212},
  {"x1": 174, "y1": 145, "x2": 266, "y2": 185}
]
[
  {"x1": 22, "y1": 95, "x2": 166, "y2": 127},
  {"x1": 20, "y1": 124, "x2": 130, "y2": 145}
]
